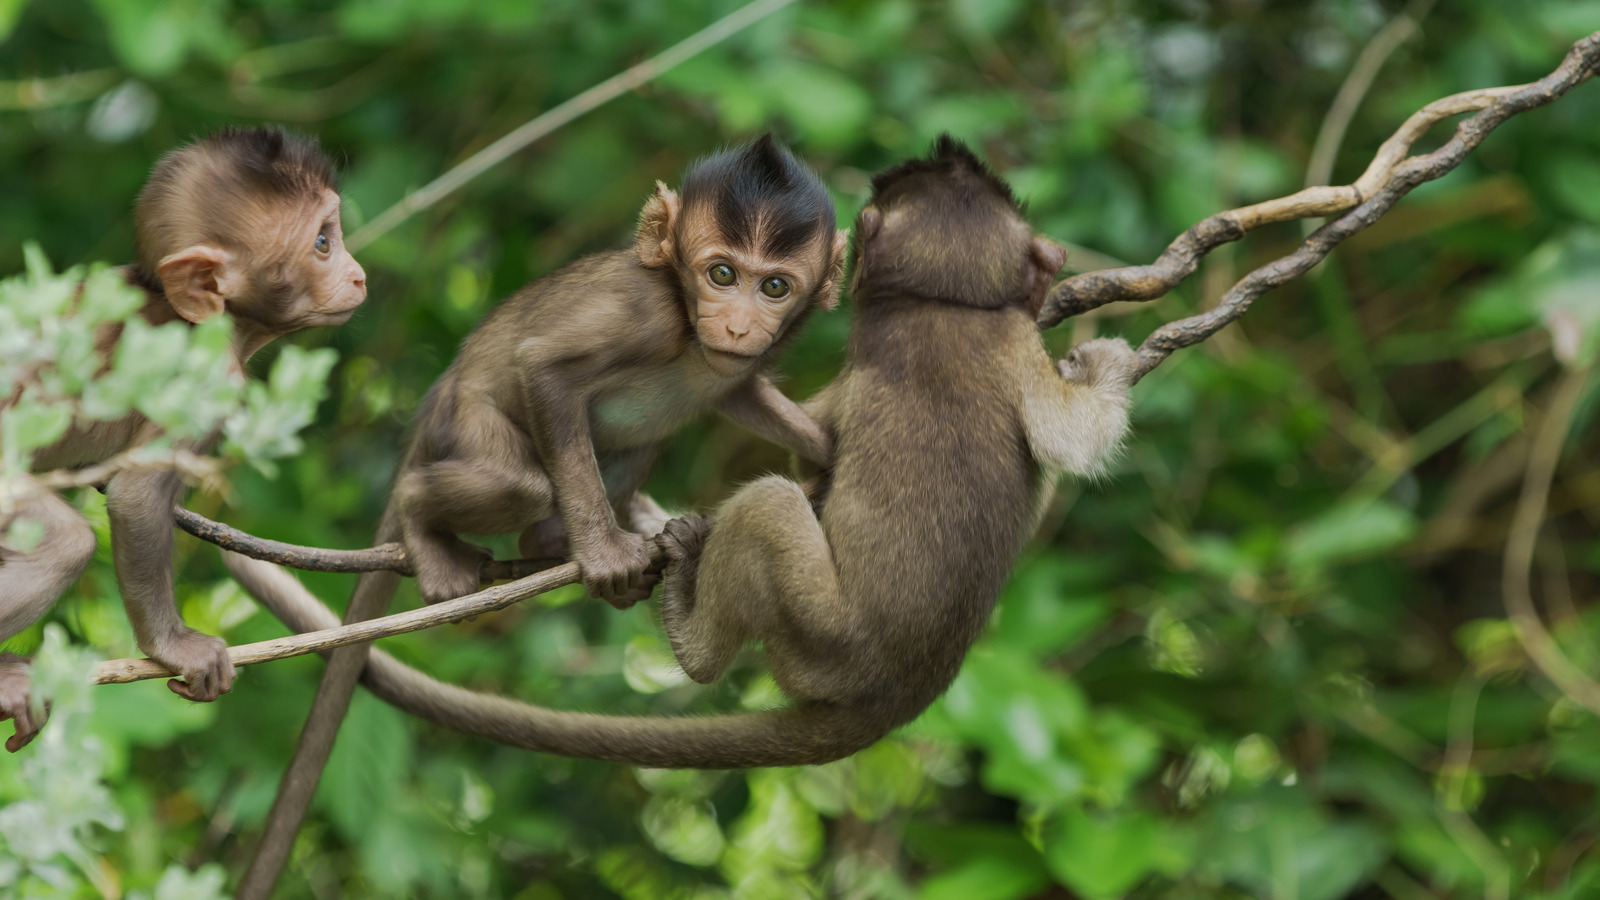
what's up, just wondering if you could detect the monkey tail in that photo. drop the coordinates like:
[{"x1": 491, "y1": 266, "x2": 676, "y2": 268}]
[{"x1": 225, "y1": 551, "x2": 891, "y2": 769}]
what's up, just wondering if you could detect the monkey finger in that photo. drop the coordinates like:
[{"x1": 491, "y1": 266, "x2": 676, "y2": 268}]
[
  {"x1": 6, "y1": 725, "x2": 35, "y2": 754},
  {"x1": 167, "y1": 678, "x2": 201, "y2": 701},
  {"x1": 4, "y1": 707, "x2": 39, "y2": 753}
]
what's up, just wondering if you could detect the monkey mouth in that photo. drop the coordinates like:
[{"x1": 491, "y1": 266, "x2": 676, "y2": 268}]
[{"x1": 701, "y1": 345, "x2": 760, "y2": 373}]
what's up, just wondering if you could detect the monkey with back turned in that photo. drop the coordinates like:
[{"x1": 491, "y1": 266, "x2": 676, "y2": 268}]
[
  {"x1": 239, "y1": 135, "x2": 851, "y2": 892},
  {"x1": 230, "y1": 136, "x2": 1139, "y2": 769},
  {"x1": 0, "y1": 128, "x2": 368, "y2": 751}
]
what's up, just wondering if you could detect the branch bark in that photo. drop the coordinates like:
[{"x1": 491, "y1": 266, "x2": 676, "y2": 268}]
[
  {"x1": 173, "y1": 506, "x2": 560, "y2": 581},
  {"x1": 1037, "y1": 31, "x2": 1600, "y2": 384},
  {"x1": 92, "y1": 546, "x2": 660, "y2": 685}
]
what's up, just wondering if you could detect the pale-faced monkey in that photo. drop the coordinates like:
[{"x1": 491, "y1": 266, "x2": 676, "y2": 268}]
[
  {"x1": 238, "y1": 136, "x2": 848, "y2": 893},
  {"x1": 228, "y1": 136, "x2": 1137, "y2": 770},
  {"x1": 0, "y1": 128, "x2": 367, "y2": 751}
]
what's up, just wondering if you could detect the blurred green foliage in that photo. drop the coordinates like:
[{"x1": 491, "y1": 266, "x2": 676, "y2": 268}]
[{"x1": 3, "y1": 0, "x2": 1600, "y2": 897}]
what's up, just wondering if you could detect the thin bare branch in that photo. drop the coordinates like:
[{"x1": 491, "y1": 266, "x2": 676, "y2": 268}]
[
  {"x1": 1502, "y1": 365, "x2": 1600, "y2": 715},
  {"x1": 1037, "y1": 31, "x2": 1600, "y2": 346},
  {"x1": 172, "y1": 506, "x2": 561, "y2": 581},
  {"x1": 344, "y1": 0, "x2": 798, "y2": 253},
  {"x1": 1122, "y1": 34, "x2": 1600, "y2": 381},
  {"x1": 92, "y1": 545, "x2": 659, "y2": 686},
  {"x1": 1303, "y1": 0, "x2": 1433, "y2": 196}
]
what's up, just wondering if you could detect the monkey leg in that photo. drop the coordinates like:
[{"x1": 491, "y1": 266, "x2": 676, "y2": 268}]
[
  {"x1": 517, "y1": 445, "x2": 668, "y2": 606},
  {"x1": 397, "y1": 445, "x2": 556, "y2": 605},
  {"x1": 659, "y1": 476, "x2": 848, "y2": 693},
  {"x1": 0, "y1": 489, "x2": 96, "y2": 751}
]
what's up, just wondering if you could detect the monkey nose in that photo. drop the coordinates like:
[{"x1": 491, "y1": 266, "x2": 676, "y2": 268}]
[{"x1": 725, "y1": 320, "x2": 750, "y2": 338}]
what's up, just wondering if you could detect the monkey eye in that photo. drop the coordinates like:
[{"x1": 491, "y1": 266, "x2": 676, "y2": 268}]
[
  {"x1": 708, "y1": 264, "x2": 736, "y2": 286},
  {"x1": 314, "y1": 232, "x2": 331, "y2": 254},
  {"x1": 759, "y1": 276, "x2": 790, "y2": 299}
]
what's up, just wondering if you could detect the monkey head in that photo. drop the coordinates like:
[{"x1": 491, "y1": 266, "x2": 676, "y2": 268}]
[
  {"x1": 635, "y1": 135, "x2": 849, "y2": 376},
  {"x1": 134, "y1": 127, "x2": 368, "y2": 350},
  {"x1": 851, "y1": 135, "x2": 1067, "y2": 316}
]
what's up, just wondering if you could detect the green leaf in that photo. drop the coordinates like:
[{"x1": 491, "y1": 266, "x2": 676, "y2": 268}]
[
  {"x1": 759, "y1": 62, "x2": 872, "y2": 151},
  {"x1": 1043, "y1": 806, "x2": 1160, "y2": 898},
  {"x1": 320, "y1": 692, "x2": 413, "y2": 844},
  {"x1": 1284, "y1": 499, "x2": 1417, "y2": 573},
  {"x1": 641, "y1": 795, "x2": 725, "y2": 867}
]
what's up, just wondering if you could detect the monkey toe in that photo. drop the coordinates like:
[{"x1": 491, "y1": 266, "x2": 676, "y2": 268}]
[
  {"x1": 151, "y1": 629, "x2": 234, "y2": 702},
  {"x1": 0, "y1": 658, "x2": 43, "y2": 752},
  {"x1": 658, "y1": 514, "x2": 711, "y2": 567}
]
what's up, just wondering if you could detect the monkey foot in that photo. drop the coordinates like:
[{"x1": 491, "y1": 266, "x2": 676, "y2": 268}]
[
  {"x1": 0, "y1": 653, "x2": 45, "y2": 752},
  {"x1": 1059, "y1": 338, "x2": 1137, "y2": 389},
  {"x1": 416, "y1": 541, "x2": 495, "y2": 605},
  {"x1": 657, "y1": 514, "x2": 711, "y2": 615},
  {"x1": 147, "y1": 627, "x2": 236, "y2": 702}
]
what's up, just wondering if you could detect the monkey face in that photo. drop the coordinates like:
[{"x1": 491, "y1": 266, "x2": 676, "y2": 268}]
[
  {"x1": 677, "y1": 228, "x2": 825, "y2": 376},
  {"x1": 279, "y1": 189, "x2": 368, "y2": 329}
]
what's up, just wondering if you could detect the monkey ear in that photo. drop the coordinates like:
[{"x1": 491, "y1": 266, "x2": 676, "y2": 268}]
[
  {"x1": 815, "y1": 228, "x2": 851, "y2": 311},
  {"x1": 857, "y1": 206, "x2": 882, "y2": 243},
  {"x1": 636, "y1": 181, "x2": 681, "y2": 269},
  {"x1": 157, "y1": 245, "x2": 240, "y2": 324},
  {"x1": 1024, "y1": 237, "x2": 1069, "y2": 318}
]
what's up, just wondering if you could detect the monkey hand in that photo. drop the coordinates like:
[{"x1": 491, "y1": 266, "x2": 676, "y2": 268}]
[
  {"x1": 145, "y1": 626, "x2": 235, "y2": 702},
  {"x1": 1058, "y1": 338, "x2": 1137, "y2": 390},
  {"x1": 0, "y1": 653, "x2": 45, "y2": 753},
  {"x1": 576, "y1": 529, "x2": 654, "y2": 610}
]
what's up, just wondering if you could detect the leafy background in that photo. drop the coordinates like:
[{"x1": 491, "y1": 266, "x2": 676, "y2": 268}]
[{"x1": 3, "y1": 0, "x2": 1600, "y2": 897}]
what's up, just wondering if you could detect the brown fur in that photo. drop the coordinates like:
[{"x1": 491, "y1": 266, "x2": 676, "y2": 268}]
[
  {"x1": 237, "y1": 137, "x2": 848, "y2": 895},
  {"x1": 0, "y1": 127, "x2": 365, "y2": 753},
  {"x1": 232, "y1": 137, "x2": 1137, "y2": 769}
]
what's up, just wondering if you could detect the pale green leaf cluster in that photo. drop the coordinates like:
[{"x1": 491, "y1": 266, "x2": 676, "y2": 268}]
[{"x1": 0, "y1": 245, "x2": 337, "y2": 480}]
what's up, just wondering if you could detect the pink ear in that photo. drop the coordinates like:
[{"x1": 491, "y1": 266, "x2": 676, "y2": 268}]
[
  {"x1": 635, "y1": 181, "x2": 681, "y2": 269},
  {"x1": 1024, "y1": 237, "x2": 1069, "y2": 317},
  {"x1": 1030, "y1": 236, "x2": 1069, "y2": 278},
  {"x1": 157, "y1": 245, "x2": 235, "y2": 323},
  {"x1": 857, "y1": 206, "x2": 882, "y2": 242}
]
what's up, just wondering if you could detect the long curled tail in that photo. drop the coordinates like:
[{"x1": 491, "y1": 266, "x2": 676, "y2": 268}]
[{"x1": 224, "y1": 551, "x2": 889, "y2": 769}]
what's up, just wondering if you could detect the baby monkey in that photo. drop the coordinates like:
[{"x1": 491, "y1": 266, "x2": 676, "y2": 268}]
[
  {"x1": 395, "y1": 133, "x2": 847, "y2": 608},
  {"x1": 229, "y1": 137, "x2": 1137, "y2": 770},
  {"x1": 0, "y1": 128, "x2": 367, "y2": 751},
  {"x1": 240, "y1": 136, "x2": 847, "y2": 892}
]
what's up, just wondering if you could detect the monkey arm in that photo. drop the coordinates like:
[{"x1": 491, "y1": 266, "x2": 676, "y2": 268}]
[
  {"x1": 717, "y1": 374, "x2": 833, "y2": 466},
  {"x1": 105, "y1": 466, "x2": 234, "y2": 701},
  {"x1": 1017, "y1": 337, "x2": 1137, "y2": 478},
  {"x1": 515, "y1": 344, "x2": 651, "y2": 605}
]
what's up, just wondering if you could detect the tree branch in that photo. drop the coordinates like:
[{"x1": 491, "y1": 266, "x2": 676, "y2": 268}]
[
  {"x1": 92, "y1": 545, "x2": 660, "y2": 686},
  {"x1": 1038, "y1": 31, "x2": 1600, "y2": 383},
  {"x1": 343, "y1": 0, "x2": 799, "y2": 253},
  {"x1": 172, "y1": 506, "x2": 561, "y2": 581}
]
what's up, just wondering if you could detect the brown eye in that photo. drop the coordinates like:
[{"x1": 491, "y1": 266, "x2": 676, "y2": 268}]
[
  {"x1": 314, "y1": 232, "x2": 330, "y2": 254},
  {"x1": 708, "y1": 264, "x2": 736, "y2": 286},
  {"x1": 760, "y1": 276, "x2": 789, "y2": 299}
]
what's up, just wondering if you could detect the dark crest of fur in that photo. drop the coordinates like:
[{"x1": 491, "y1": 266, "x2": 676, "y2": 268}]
[
  {"x1": 868, "y1": 134, "x2": 1021, "y2": 210},
  {"x1": 853, "y1": 135, "x2": 1032, "y2": 310},
  {"x1": 134, "y1": 127, "x2": 338, "y2": 278},
  {"x1": 679, "y1": 133, "x2": 835, "y2": 261}
]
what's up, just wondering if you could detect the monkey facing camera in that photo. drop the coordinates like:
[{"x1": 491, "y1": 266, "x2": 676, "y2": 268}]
[
  {"x1": 0, "y1": 128, "x2": 367, "y2": 752},
  {"x1": 386, "y1": 133, "x2": 848, "y2": 611}
]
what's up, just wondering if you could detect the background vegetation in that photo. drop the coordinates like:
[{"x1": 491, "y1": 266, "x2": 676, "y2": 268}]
[{"x1": 3, "y1": 0, "x2": 1600, "y2": 897}]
